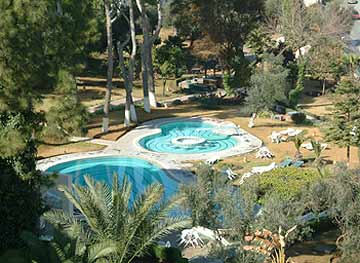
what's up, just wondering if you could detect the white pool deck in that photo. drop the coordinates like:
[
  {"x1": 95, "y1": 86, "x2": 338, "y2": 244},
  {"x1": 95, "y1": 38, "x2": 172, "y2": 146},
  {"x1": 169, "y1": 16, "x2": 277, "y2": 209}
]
[{"x1": 37, "y1": 117, "x2": 262, "y2": 183}]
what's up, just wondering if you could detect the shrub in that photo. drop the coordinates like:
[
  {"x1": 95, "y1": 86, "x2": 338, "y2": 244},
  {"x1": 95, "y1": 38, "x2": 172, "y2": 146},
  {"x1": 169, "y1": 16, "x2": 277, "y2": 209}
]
[
  {"x1": 42, "y1": 70, "x2": 88, "y2": 142},
  {"x1": 153, "y1": 246, "x2": 188, "y2": 263},
  {"x1": 256, "y1": 167, "x2": 321, "y2": 202},
  {"x1": 290, "y1": 112, "x2": 306, "y2": 124}
]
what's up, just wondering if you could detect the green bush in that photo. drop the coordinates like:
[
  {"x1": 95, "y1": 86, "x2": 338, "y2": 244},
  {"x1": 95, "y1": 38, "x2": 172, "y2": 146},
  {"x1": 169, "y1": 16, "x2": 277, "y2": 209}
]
[
  {"x1": 256, "y1": 167, "x2": 321, "y2": 202},
  {"x1": 153, "y1": 246, "x2": 188, "y2": 263},
  {"x1": 42, "y1": 70, "x2": 89, "y2": 142},
  {"x1": 290, "y1": 112, "x2": 306, "y2": 124}
]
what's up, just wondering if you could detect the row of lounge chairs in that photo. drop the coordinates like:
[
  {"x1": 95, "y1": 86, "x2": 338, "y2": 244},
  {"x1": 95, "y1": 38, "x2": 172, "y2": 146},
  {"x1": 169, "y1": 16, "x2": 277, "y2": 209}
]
[
  {"x1": 216, "y1": 157, "x2": 304, "y2": 183},
  {"x1": 269, "y1": 128, "x2": 303, "y2": 144}
]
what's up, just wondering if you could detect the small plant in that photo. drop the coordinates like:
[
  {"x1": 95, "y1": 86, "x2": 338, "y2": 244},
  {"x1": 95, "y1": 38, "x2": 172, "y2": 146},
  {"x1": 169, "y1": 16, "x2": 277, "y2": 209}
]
[
  {"x1": 310, "y1": 139, "x2": 326, "y2": 174},
  {"x1": 290, "y1": 134, "x2": 306, "y2": 159},
  {"x1": 290, "y1": 112, "x2": 306, "y2": 124}
]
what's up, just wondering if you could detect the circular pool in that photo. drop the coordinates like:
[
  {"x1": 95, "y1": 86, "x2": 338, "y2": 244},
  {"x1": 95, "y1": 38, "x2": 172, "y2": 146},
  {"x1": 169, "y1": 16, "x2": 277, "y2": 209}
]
[
  {"x1": 139, "y1": 121, "x2": 237, "y2": 154},
  {"x1": 46, "y1": 156, "x2": 178, "y2": 201}
]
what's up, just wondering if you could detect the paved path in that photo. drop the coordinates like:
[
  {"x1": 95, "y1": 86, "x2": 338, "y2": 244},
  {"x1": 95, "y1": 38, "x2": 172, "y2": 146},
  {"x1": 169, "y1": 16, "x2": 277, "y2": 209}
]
[{"x1": 87, "y1": 90, "x2": 223, "y2": 113}]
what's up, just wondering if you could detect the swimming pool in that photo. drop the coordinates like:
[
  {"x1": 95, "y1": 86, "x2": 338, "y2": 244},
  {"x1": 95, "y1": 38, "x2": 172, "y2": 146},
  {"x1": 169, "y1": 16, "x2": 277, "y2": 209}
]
[
  {"x1": 46, "y1": 156, "x2": 178, "y2": 202},
  {"x1": 139, "y1": 121, "x2": 237, "y2": 154}
]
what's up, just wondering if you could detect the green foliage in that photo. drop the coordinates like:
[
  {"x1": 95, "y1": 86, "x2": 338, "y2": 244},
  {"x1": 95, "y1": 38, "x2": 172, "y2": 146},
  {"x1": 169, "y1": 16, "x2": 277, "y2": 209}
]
[
  {"x1": 43, "y1": 70, "x2": 89, "y2": 142},
  {"x1": 44, "y1": 175, "x2": 190, "y2": 263},
  {"x1": 154, "y1": 37, "x2": 186, "y2": 77},
  {"x1": 223, "y1": 74, "x2": 233, "y2": 95},
  {"x1": 153, "y1": 246, "x2": 188, "y2": 263},
  {"x1": 169, "y1": 0, "x2": 202, "y2": 45},
  {"x1": 325, "y1": 78, "x2": 360, "y2": 161},
  {"x1": 181, "y1": 164, "x2": 225, "y2": 228},
  {"x1": 246, "y1": 27, "x2": 275, "y2": 60},
  {"x1": 0, "y1": 0, "x2": 52, "y2": 112},
  {"x1": 0, "y1": 0, "x2": 102, "y2": 113},
  {"x1": 290, "y1": 112, "x2": 306, "y2": 124},
  {"x1": 229, "y1": 52, "x2": 252, "y2": 93},
  {"x1": 182, "y1": 164, "x2": 258, "y2": 237},
  {"x1": 190, "y1": 0, "x2": 263, "y2": 72},
  {"x1": 211, "y1": 244, "x2": 264, "y2": 263},
  {"x1": 306, "y1": 37, "x2": 344, "y2": 92},
  {"x1": 304, "y1": 166, "x2": 360, "y2": 261},
  {"x1": 246, "y1": 54, "x2": 289, "y2": 113},
  {"x1": 289, "y1": 62, "x2": 305, "y2": 107},
  {"x1": 290, "y1": 134, "x2": 306, "y2": 158},
  {"x1": 255, "y1": 193, "x2": 312, "y2": 244},
  {"x1": 256, "y1": 167, "x2": 321, "y2": 202},
  {"x1": 0, "y1": 114, "x2": 45, "y2": 253}
]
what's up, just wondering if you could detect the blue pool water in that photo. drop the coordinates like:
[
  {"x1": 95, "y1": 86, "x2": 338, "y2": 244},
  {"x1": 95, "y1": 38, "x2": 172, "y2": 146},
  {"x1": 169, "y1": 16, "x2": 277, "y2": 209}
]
[
  {"x1": 139, "y1": 121, "x2": 237, "y2": 154},
  {"x1": 46, "y1": 156, "x2": 178, "y2": 202}
]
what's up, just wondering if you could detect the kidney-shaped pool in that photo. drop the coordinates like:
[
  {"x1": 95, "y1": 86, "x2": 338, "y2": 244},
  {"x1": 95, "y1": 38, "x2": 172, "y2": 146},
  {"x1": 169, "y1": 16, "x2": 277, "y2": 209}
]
[
  {"x1": 139, "y1": 121, "x2": 238, "y2": 154},
  {"x1": 46, "y1": 156, "x2": 178, "y2": 202}
]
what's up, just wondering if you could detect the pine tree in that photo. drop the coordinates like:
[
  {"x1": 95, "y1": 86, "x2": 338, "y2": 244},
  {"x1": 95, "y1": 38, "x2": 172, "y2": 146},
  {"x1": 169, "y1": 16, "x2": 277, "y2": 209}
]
[{"x1": 326, "y1": 78, "x2": 360, "y2": 162}]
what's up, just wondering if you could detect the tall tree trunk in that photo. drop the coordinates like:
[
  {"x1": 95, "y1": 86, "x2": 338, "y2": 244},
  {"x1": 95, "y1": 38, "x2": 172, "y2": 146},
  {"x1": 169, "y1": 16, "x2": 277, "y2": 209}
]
[
  {"x1": 118, "y1": 0, "x2": 138, "y2": 127},
  {"x1": 136, "y1": 0, "x2": 163, "y2": 111},
  {"x1": 128, "y1": 0, "x2": 138, "y2": 123},
  {"x1": 141, "y1": 41, "x2": 151, "y2": 112},
  {"x1": 162, "y1": 78, "x2": 167, "y2": 97},
  {"x1": 322, "y1": 78, "x2": 326, "y2": 96},
  {"x1": 147, "y1": 44, "x2": 157, "y2": 107},
  {"x1": 102, "y1": 0, "x2": 113, "y2": 133},
  {"x1": 347, "y1": 145, "x2": 351, "y2": 163}
]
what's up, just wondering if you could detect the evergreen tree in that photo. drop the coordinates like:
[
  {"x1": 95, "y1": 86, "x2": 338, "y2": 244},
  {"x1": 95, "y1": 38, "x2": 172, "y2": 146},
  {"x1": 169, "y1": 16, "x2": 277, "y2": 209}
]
[
  {"x1": 289, "y1": 62, "x2": 305, "y2": 107},
  {"x1": 0, "y1": 113, "x2": 45, "y2": 253},
  {"x1": 246, "y1": 54, "x2": 289, "y2": 113},
  {"x1": 43, "y1": 70, "x2": 89, "y2": 142},
  {"x1": 326, "y1": 78, "x2": 360, "y2": 162}
]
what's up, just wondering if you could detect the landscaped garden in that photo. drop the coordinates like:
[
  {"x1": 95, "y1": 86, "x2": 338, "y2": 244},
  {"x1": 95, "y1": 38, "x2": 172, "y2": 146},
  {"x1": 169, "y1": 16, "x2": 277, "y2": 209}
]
[{"x1": 2, "y1": 0, "x2": 360, "y2": 263}]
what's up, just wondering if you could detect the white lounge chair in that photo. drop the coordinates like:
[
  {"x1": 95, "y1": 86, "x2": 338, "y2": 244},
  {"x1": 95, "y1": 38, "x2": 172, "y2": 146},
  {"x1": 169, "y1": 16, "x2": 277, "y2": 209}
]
[
  {"x1": 301, "y1": 142, "x2": 328, "y2": 151},
  {"x1": 179, "y1": 229, "x2": 204, "y2": 248},
  {"x1": 206, "y1": 157, "x2": 220, "y2": 165},
  {"x1": 256, "y1": 147, "x2": 274, "y2": 159},
  {"x1": 287, "y1": 129, "x2": 303, "y2": 137},
  {"x1": 251, "y1": 162, "x2": 277, "y2": 174},
  {"x1": 269, "y1": 131, "x2": 282, "y2": 144},
  {"x1": 224, "y1": 168, "x2": 237, "y2": 180},
  {"x1": 179, "y1": 227, "x2": 230, "y2": 248}
]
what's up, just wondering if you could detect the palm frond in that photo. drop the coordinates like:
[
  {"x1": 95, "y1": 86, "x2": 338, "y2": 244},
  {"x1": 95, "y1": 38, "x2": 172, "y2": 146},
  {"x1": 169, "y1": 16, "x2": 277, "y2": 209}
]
[
  {"x1": 127, "y1": 217, "x2": 191, "y2": 263},
  {"x1": 87, "y1": 240, "x2": 119, "y2": 263},
  {"x1": 119, "y1": 183, "x2": 164, "y2": 262},
  {"x1": 43, "y1": 210, "x2": 84, "y2": 240}
]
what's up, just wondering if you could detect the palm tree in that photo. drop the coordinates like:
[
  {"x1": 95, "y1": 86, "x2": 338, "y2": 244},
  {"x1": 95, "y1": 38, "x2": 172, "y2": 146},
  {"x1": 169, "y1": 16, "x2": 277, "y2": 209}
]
[
  {"x1": 290, "y1": 135, "x2": 305, "y2": 160},
  {"x1": 310, "y1": 139, "x2": 326, "y2": 174},
  {"x1": 44, "y1": 175, "x2": 190, "y2": 263}
]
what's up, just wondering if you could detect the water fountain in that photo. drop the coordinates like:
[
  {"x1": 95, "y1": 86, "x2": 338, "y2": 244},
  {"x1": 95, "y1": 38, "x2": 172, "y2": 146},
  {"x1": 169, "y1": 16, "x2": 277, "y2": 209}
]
[{"x1": 171, "y1": 136, "x2": 207, "y2": 148}]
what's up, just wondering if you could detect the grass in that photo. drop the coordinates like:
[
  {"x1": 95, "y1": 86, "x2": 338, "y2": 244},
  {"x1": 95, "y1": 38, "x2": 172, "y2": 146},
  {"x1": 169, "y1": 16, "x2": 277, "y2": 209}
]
[
  {"x1": 36, "y1": 77, "x2": 182, "y2": 112},
  {"x1": 37, "y1": 141, "x2": 106, "y2": 159}
]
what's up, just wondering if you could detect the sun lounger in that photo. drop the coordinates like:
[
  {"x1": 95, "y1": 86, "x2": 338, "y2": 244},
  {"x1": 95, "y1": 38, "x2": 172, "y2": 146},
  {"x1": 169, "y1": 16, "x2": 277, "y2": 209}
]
[
  {"x1": 269, "y1": 131, "x2": 282, "y2": 144},
  {"x1": 301, "y1": 143, "x2": 328, "y2": 151},
  {"x1": 206, "y1": 157, "x2": 220, "y2": 165},
  {"x1": 256, "y1": 147, "x2": 274, "y2": 159},
  {"x1": 251, "y1": 162, "x2": 277, "y2": 174},
  {"x1": 222, "y1": 168, "x2": 237, "y2": 180},
  {"x1": 292, "y1": 160, "x2": 304, "y2": 168},
  {"x1": 278, "y1": 158, "x2": 293, "y2": 168}
]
